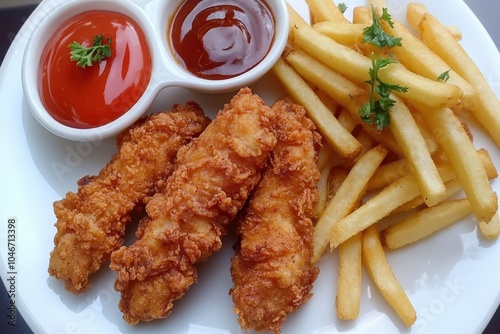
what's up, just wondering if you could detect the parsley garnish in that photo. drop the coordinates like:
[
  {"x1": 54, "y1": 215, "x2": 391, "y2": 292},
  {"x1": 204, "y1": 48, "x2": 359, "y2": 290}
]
[
  {"x1": 437, "y1": 70, "x2": 451, "y2": 82},
  {"x1": 337, "y1": 3, "x2": 348, "y2": 14},
  {"x1": 69, "y1": 34, "x2": 112, "y2": 68},
  {"x1": 362, "y1": 5, "x2": 402, "y2": 48},
  {"x1": 359, "y1": 54, "x2": 409, "y2": 131}
]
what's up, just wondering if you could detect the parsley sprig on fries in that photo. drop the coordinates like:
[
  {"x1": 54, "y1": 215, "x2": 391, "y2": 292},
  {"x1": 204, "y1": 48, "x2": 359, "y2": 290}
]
[
  {"x1": 438, "y1": 69, "x2": 451, "y2": 82},
  {"x1": 362, "y1": 5, "x2": 402, "y2": 48},
  {"x1": 337, "y1": 3, "x2": 347, "y2": 14},
  {"x1": 359, "y1": 55, "x2": 409, "y2": 131},
  {"x1": 359, "y1": 6, "x2": 406, "y2": 131}
]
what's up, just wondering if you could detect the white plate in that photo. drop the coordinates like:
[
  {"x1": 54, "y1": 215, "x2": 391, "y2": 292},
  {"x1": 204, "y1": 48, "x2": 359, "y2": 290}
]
[{"x1": 1, "y1": 0, "x2": 499, "y2": 333}]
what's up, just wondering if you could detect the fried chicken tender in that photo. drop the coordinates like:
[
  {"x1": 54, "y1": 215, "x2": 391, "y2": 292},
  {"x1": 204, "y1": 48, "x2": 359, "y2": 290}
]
[
  {"x1": 48, "y1": 103, "x2": 210, "y2": 293},
  {"x1": 110, "y1": 88, "x2": 277, "y2": 324},
  {"x1": 229, "y1": 99, "x2": 321, "y2": 334}
]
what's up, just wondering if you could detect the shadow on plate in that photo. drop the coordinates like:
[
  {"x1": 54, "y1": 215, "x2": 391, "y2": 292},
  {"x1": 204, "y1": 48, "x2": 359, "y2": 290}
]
[{"x1": 21, "y1": 95, "x2": 118, "y2": 197}]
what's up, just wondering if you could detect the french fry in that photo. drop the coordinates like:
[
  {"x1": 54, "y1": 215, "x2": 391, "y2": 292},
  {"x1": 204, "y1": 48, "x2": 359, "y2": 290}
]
[
  {"x1": 479, "y1": 212, "x2": 500, "y2": 240},
  {"x1": 317, "y1": 141, "x2": 337, "y2": 171},
  {"x1": 316, "y1": 159, "x2": 334, "y2": 216},
  {"x1": 287, "y1": 5, "x2": 463, "y2": 109},
  {"x1": 337, "y1": 108, "x2": 359, "y2": 133},
  {"x1": 366, "y1": 158, "x2": 411, "y2": 192},
  {"x1": 355, "y1": 129, "x2": 376, "y2": 156},
  {"x1": 313, "y1": 145, "x2": 387, "y2": 263},
  {"x1": 406, "y1": 2, "x2": 427, "y2": 31},
  {"x1": 418, "y1": 11, "x2": 500, "y2": 147},
  {"x1": 382, "y1": 198, "x2": 473, "y2": 249},
  {"x1": 327, "y1": 167, "x2": 349, "y2": 200},
  {"x1": 313, "y1": 22, "x2": 367, "y2": 45},
  {"x1": 418, "y1": 105, "x2": 498, "y2": 222},
  {"x1": 305, "y1": 0, "x2": 349, "y2": 23},
  {"x1": 362, "y1": 225, "x2": 416, "y2": 326},
  {"x1": 341, "y1": 130, "x2": 377, "y2": 170},
  {"x1": 446, "y1": 25, "x2": 463, "y2": 41},
  {"x1": 284, "y1": 49, "x2": 367, "y2": 107},
  {"x1": 330, "y1": 173, "x2": 421, "y2": 248},
  {"x1": 406, "y1": 3, "x2": 462, "y2": 40},
  {"x1": 436, "y1": 148, "x2": 498, "y2": 180},
  {"x1": 394, "y1": 178, "x2": 463, "y2": 214},
  {"x1": 336, "y1": 232, "x2": 362, "y2": 320},
  {"x1": 412, "y1": 111, "x2": 439, "y2": 154},
  {"x1": 315, "y1": 88, "x2": 340, "y2": 116},
  {"x1": 272, "y1": 58, "x2": 363, "y2": 160},
  {"x1": 389, "y1": 95, "x2": 445, "y2": 207}
]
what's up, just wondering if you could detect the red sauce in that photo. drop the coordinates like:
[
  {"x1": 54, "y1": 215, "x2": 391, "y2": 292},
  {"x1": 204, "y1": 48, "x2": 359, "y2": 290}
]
[
  {"x1": 170, "y1": 0, "x2": 275, "y2": 80},
  {"x1": 39, "y1": 11, "x2": 152, "y2": 129}
]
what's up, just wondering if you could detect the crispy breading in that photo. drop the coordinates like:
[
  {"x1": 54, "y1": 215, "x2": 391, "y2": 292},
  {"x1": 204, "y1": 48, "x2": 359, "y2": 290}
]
[
  {"x1": 109, "y1": 88, "x2": 277, "y2": 324},
  {"x1": 229, "y1": 99, "x2": 321, "y2": 334},
  {"x1": 48, "y1": 103, "x2": 210, "y2": 293}
]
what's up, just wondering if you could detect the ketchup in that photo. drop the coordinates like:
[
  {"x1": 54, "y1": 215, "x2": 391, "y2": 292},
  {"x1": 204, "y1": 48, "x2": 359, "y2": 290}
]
[
  {"x1": 170, "y1": 0, "x2": 275, "y2": 80},
  {"x1": 39, "y1": 11, "x2": 152, "y2": 129}
]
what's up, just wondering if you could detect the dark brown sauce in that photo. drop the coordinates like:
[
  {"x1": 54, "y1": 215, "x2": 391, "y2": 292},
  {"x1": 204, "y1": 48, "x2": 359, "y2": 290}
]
[{"x1": 170, "y1": 0, "x2": 274, "y2": 80}]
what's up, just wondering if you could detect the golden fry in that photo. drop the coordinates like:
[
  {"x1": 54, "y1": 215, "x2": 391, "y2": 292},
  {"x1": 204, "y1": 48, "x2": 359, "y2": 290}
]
[
  {"x1": 313, "y1": 145, "x2": 387, "y2": 262},
  {"x1": 362, "y1": 225, "x2": 416, "y2": 327},
  {"x1": 316, "y1": 159, "x2": 333, "y2": 216},
  {"x1": 406, "y1": 3, "x2": 462, "y2": 40},
  {"x1": 317, "y1": 142, "x2": 337, "y2": 172},
  {"x1": 327, "y1": 167, "x2": 349, "y2": 200},
  {"x1": 412, "y1": 111, "x2": 439, "y2": 154},
  {"x1": 394, "y1": 178, "x2": 463, "y2": 214},
  {"x1": 479, "y1": 212, "x2": 500, "y2": 240},
  {"x1": 419, "y1": 11, "x2": 500, "y2": 147},
  {"x1": 366, "y1": 159, "x2": 412, "y2": 192},
  {"x1": 306, "y1": 0, "x2": 349, "y2": 23},
  {"x1": 313, "y1": 22, "x2": 367, "y2": 45},
  {"x1": 419, "y1": 105, "x2": 498, "y2": 222},
  {"x1": 285, "y1": 49, "x2": 366, "y2": 106},
  {"x1": 354, "y1": 130, "x2": 376, "y2": 157},
  {"x1": 389, "y1": 95, "x2": 445, "y2": 207},
  {"x1": 382, "y1": 199, "x2": 473, "y2": 249},
  {"x1": 337, "y1": 108, "x2": 359, "y2": 133},
  {"x1": 336, "y1": 233, "x2": 362, "y2": 320}
]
